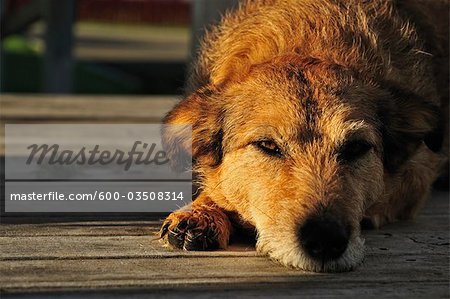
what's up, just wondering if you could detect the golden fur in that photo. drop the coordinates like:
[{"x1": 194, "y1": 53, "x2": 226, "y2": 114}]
[{"x1": 159, "y1": 0, "x2": 449, "y2": 272}]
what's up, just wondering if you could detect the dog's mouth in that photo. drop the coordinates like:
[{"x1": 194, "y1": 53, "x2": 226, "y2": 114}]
[{"x1": 255, "y1": 219, "x2": 365, "y2": 272}]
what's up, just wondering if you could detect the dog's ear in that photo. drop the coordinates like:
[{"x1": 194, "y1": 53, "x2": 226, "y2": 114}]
[
  {"x1": 162, "y1": 85, "x2": 224, "y2": 171},
  {"x1": 379, "y1": 84, "x2": 442, "y2": 172}
]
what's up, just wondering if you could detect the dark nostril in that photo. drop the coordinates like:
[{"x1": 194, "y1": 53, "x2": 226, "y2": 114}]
[{"x1": 298, "y1": 218, "x2": 350, "y2": 261}]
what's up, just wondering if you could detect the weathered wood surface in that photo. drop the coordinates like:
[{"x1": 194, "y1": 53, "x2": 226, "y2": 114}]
[
  {"x1": 0, "y1": 192, "x2": 448, "y2": 298},
  {"x1": 0, "y1": 94, "x2": 179, "y2": 121},
  {"x1": 0, "y1": 94, "x2": 180, "y2": 154}
]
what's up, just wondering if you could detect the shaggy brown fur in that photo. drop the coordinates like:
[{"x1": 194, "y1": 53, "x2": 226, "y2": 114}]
[{"x1": 159, "y1": 0, "x2": 449, "y2": 272}]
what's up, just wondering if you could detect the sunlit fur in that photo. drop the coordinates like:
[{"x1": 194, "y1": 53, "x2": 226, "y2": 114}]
[{"x1": 160, "y1": 0, "x2": 448, "y2": 272}]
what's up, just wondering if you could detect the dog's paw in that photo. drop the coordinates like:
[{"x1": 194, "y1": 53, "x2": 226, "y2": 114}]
[{"x1": 159, "y1": 208, "x2": 231, "y2": 250}]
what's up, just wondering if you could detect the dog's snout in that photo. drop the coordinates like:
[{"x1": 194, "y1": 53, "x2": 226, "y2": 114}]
[{"x1": 299, "y1": 218, "x2": 350, "y2": 261}]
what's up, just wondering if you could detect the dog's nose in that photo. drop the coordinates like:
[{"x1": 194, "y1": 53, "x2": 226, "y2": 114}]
[{"x1": 299, "y1": 218, "x2": 350, "y2": 261}]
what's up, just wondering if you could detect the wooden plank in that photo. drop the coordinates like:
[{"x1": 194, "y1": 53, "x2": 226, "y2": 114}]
[
  {"x1": 1, "y1": 224, "x2": 446, "y2": 260},
  {"x1": 0, "y1": 94, "x2": 180, "y2": 154},
  {"x1": 0, "y1": 282, "x2": 448, "y2": 299},
  {"x1": 0, "y1": 94, "x2": 179, "y2": 120},
  {"x1": 0, "y1": 235, "x2": 256, "y2": 260},
  {"x1": 0, "y1": 218, "x2": 447, "y2": 260},
  {"x1": 0, "y1": 254, "x2": 447, "y2": 293},
  {"x1": 0, "y1": 193, "x2": 448, "y2": 297},
  {"x1": 0, "y1": 222, "x2": 162, "y2": 237}
]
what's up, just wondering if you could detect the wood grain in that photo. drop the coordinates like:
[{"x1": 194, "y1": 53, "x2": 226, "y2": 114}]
[
  {"x1": 0, "y1": 94, "x2": 180, "y2": 155},
  {"x1": 0, "y1": 94, "x2": 179, "y2": 120},
  {"x1": 0, "y1": 192, "x2": 448, "y2": 298}
]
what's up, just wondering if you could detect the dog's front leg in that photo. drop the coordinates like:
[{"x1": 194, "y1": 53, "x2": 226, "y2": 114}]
[{"x1": 159, "y1": 194, "x2": 232, "y2": 250}]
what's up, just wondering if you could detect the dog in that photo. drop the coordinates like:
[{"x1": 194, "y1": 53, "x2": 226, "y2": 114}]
[{"x1": 159, "y1": 0, "x2": 449, "y2": 272}]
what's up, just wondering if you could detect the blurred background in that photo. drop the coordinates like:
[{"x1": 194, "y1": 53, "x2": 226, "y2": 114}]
[
  {"x1": 0, "y1": 0, "x2": 238, "y2": 217},
  {"x1": 0, "y1": 0, "x2": 239, "y2": 95}
]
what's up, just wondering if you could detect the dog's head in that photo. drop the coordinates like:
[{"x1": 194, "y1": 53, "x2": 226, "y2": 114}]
[{"x1": 163, "y1": 55, "x2": 441, "y2": 272}]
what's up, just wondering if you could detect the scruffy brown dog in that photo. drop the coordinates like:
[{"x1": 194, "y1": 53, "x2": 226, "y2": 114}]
[{"x1": 159, "y1": 0, "x2": 449, "y2": 272}]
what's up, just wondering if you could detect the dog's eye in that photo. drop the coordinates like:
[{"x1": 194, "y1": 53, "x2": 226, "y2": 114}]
[
  {"x1": 255, "y1": 140, "x2": 283, "y2": 157},
  {"x1": 338, "y1": 140, "x2": 373, "y2": 162}
]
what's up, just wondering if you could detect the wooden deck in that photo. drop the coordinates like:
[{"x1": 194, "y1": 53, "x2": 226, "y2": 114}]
[
  {"x1": 0, "y1": 94, "x2": 179, "y2": 155},
  {"x1": 1, "y1": 191, "x2": 448, "y2": 298},
  {"x1": 0, "y1": 94, "x2": 448, "y2": 298}
]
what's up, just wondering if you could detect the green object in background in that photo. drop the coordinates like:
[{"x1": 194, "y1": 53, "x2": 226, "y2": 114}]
[
  {"x1": 1, "y1": 36, "x2": 141, "y2": 93},
  {"x1": 1, "y1": 35, "x2": 186, "y2": 94},
  {"x1": 1, "y1": 50, "x2": 143, "y2": 94},
  {"x1": 0, "y1": 36, "x2": 43, "y2": 92},
  {"x1": 1, "y1": 22, "x2": 189, "y2": 94},
  {"x1": 1, "y1": 49, "x2": 186, "y2": 94},
  {"x1": 2, "y1": 35, "x2": 42, "y2": 54}
]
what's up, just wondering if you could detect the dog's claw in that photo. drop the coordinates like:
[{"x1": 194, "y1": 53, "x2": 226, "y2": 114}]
[
  {"x1": 168, "y1": 226, "x2": 187, "y2": 248},
  {"x1": 159, "y1": 221, "x2": 171, "y2": 238}
]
